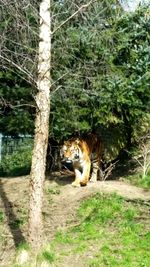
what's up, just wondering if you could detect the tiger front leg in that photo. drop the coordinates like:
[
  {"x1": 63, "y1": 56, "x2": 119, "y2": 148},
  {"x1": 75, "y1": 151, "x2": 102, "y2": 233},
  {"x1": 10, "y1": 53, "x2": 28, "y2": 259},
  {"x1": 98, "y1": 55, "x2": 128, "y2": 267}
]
[
  {"x1": 72, "y1": 168, "x2": 82, "y2": 187},
  {"x1": 80, "y1": 162, "x2": 91, "y2": 186}
]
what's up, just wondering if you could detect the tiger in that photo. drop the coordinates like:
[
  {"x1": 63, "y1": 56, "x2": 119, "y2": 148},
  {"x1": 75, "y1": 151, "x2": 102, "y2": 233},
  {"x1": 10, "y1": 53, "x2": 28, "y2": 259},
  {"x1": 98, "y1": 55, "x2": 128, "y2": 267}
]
[{"x1": 60, "y1": 134, "x2": 103, "y2": 187}]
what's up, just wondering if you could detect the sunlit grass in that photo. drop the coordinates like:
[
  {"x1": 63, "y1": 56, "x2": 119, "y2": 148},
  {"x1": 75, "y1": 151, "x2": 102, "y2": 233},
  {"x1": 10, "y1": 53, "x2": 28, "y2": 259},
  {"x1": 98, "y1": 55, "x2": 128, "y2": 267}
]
[
  {"x1": 126, "y1": 172, "x2": 150, "y2": 189},
  {"x1": 1, "y1": 193, "x2": 149, "y2": 266},
  {"x1": 47, "y1": 193, "x2": 150, "y2": 266}
]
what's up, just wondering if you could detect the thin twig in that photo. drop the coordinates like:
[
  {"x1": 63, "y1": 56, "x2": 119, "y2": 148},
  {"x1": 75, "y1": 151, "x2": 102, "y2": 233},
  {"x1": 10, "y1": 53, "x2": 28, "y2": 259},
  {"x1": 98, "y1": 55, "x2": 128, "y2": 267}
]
[{"x1": 13, "y1": 103, "x2": 36, "y2": 109}]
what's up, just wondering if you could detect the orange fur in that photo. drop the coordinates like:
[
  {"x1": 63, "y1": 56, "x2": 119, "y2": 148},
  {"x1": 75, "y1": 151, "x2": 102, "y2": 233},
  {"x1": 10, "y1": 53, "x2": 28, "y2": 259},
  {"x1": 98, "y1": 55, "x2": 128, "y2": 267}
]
[{"x1": 61, "y1": 134, "x2": 103, "y2": 187}]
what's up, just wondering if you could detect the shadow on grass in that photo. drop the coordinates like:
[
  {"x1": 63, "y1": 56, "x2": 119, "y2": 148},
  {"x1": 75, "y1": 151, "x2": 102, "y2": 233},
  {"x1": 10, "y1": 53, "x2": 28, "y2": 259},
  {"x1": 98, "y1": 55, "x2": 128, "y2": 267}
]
[{"x1": 0, "y1": 179, "x2": 26, "y2": 247}]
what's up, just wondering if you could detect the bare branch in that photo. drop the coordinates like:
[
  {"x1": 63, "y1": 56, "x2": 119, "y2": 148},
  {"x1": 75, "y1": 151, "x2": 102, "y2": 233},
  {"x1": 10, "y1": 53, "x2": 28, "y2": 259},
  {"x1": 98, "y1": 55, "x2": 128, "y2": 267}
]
[
  {"x1": 0, "y1": 96, "x2": 36, "y2": 109},
  {"x1": 132, "y1": 134, "x2": 150, "y2": 178},
  {"x1": 0, "y1": 54, "x2": 36, "y2": 84},
  {"x1": 51, "y1": 71, "x2": 70, "y2": 87},
  {"x1": 12, "y1": 103, "x2": 36, "y2": 109},
  {"x1": 101, "y1": 160, "x2": 119, "y2": 181},
  {"x1": 52, "y1": 0, "x2": 96, "y2": 35}
]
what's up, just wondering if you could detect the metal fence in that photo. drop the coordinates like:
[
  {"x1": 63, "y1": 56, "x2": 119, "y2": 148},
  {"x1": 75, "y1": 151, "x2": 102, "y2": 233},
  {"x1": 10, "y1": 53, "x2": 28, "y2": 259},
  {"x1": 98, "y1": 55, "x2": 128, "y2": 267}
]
[{"x1": 0, "y1": 134, "x2": 33, "y2": 161}]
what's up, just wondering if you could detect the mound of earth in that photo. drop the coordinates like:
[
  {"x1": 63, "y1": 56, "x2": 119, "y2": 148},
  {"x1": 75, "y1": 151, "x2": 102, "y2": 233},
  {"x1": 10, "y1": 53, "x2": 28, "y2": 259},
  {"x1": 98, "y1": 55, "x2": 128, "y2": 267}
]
[{"x1": 0, "y1": 173, "x2": 150, "y2": 266}]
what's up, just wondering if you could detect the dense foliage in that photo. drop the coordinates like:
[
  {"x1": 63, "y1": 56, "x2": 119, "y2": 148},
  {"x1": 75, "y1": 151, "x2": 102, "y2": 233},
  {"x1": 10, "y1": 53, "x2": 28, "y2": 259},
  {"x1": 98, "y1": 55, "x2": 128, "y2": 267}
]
[
  {"x1": 0, "y1": 0, "x2": 37, "y2": 135},
  {"x1": 51, "y1": 4, "x2": 150, "y2": 146},
  {"x1": 0, "y1": 71, "x2": 35, "y2": 135},
  {"x1": 1, "y1": 1, "x2": 150, "y2": 151}
]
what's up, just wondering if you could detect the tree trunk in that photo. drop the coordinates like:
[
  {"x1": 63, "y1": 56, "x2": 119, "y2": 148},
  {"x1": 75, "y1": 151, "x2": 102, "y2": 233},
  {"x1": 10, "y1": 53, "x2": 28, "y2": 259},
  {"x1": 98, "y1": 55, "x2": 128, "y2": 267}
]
[{"x1": 28, "y1": 0, "x2": 51, "y2": 251}]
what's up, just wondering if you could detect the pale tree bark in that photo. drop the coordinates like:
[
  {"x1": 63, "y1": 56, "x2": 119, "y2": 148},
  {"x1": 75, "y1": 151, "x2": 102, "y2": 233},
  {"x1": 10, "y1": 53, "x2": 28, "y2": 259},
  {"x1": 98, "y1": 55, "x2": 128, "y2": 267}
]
[{"x1": 28, "y1": 0, "x2": 51, "y2": 251}]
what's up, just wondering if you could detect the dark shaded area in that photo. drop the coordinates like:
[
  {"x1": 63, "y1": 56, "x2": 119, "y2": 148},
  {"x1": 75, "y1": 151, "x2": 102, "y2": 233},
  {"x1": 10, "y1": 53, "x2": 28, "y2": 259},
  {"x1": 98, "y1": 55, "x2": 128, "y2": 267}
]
[
  {"x1": 0, "y1": 179, "x2": 26, "y2": 247},
  {"x1": 46, "y1": 138, "x2": 61, "y2": 172},
  {"x1": 109, "y1": 150, "x2": 137, "y2": 180},
  {"x1": 47, "y1": 172, "x2": 75, "y2": 186},
  {"x1": 0, "y1": 165, "x2": 31, "y2": 178}
]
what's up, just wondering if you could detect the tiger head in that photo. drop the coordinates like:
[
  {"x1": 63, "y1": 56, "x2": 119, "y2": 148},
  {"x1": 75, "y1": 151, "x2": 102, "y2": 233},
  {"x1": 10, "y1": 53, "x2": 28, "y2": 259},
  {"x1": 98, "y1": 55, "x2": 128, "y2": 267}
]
[{"x1": 60, "y1": 138, "x2": 82, "y2": 163}]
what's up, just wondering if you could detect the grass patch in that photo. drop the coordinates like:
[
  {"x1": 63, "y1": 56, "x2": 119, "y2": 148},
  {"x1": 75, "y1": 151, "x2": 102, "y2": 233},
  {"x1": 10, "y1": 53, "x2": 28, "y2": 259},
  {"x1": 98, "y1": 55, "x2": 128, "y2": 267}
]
[
  {"x1": 46, "y1": 187, "x2": 61, "y2": 195},
  {"x1": 47, "y1": 193, "x2": 150, "y2": 266},
  {"x1": 16, "y1": 242, "x2": 30, "y2": 251},
  {"x1": 42, "y1": 250, "x2": 56, "y2": 263},
  {"x1": 126, "y1": 172, "x2": 150, "y2": 189},
  {"x1": 45, "y1": 185, "x2": 61, "y2": 204}
]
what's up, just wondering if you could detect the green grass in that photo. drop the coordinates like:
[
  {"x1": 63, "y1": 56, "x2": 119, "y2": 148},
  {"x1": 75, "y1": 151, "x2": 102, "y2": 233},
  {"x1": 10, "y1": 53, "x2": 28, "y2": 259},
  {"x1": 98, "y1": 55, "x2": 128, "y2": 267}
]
[
  {"x1": 45, "y1": 185, "x2": 61, "y2": 204},
  {"x1": 46, "y1": 187, "x2": 61, "y2": 195},
  {"x1": 42, "y1": 251, "x2": 56, "y2": 263},
  {"x1": 16, "y1": 242, "x2": 30, "y2": 251},
  {"x1": 46, "y1": 193, "x2": 150, "y2": 267},
  {"x1": 126, "y1": 172, "x2": 150, "y2": 189}
]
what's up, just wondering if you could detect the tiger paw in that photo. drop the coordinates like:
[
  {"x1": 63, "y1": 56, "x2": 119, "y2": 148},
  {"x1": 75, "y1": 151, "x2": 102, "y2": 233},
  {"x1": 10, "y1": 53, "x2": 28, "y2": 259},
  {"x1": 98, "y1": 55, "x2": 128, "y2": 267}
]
[
  {"x1": 80, "y1": 180, "x2": 88, "y2": 186},
  {"x1": 72, "y1": 181, "x2": 81, "y2": 187}
]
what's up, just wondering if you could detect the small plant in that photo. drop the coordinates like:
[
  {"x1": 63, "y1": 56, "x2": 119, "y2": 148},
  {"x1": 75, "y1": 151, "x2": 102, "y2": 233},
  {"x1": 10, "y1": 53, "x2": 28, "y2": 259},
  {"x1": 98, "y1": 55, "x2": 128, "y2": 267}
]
[
  {"x1": 42, "y1": 251, "x2": 56, "y2": 264},
  {"x1": 16, "y1": 242, "x2": 30, "y2": 251},
  {"x1": 139, "y1": 172, "x2": 150, "y2": 188},
  {"x1": 45, "y1": 186, "x2": 61, "y2": 204},
  {"x1": 0, "y1": 210, "x2": 4, "y2": 223},
  {"x1": 47, "y1": 187, "x2": 60, "y2": 195},
  {"x1": 133, "y1": 134, "x2": 150, "y2": 179},
  {"x1": 11, "y1": 218, "x2": 25, "y2": 229}
]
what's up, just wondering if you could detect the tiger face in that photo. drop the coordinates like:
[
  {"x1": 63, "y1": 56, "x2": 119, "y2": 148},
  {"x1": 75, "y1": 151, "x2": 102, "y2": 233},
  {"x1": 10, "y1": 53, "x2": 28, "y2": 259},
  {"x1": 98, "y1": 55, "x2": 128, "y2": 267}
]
[{"x1": 61, "y1": 139, "x2": 81, "y2": 163}]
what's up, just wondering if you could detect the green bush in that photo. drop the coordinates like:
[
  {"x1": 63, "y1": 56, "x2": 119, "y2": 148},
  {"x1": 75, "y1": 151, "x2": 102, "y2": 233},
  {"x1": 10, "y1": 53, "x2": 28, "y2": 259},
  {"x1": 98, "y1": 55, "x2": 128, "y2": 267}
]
[{"x1": 0, "y1": 146, "x2": 32, "y2": 177}]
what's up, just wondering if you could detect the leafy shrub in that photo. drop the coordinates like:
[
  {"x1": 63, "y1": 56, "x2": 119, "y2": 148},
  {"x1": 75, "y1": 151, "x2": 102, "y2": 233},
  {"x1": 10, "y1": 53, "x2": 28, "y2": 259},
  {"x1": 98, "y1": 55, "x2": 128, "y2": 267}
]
[{"x1": 0, "y1": 146, "x2": 32, "y2": 176}]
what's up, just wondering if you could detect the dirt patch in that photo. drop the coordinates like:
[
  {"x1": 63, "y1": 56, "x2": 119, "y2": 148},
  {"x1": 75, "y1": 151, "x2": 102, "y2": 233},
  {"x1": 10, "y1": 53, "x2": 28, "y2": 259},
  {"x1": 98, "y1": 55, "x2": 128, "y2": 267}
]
[{"x1": 0, "y1": 173, "x2": 150, "y2": 266}]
